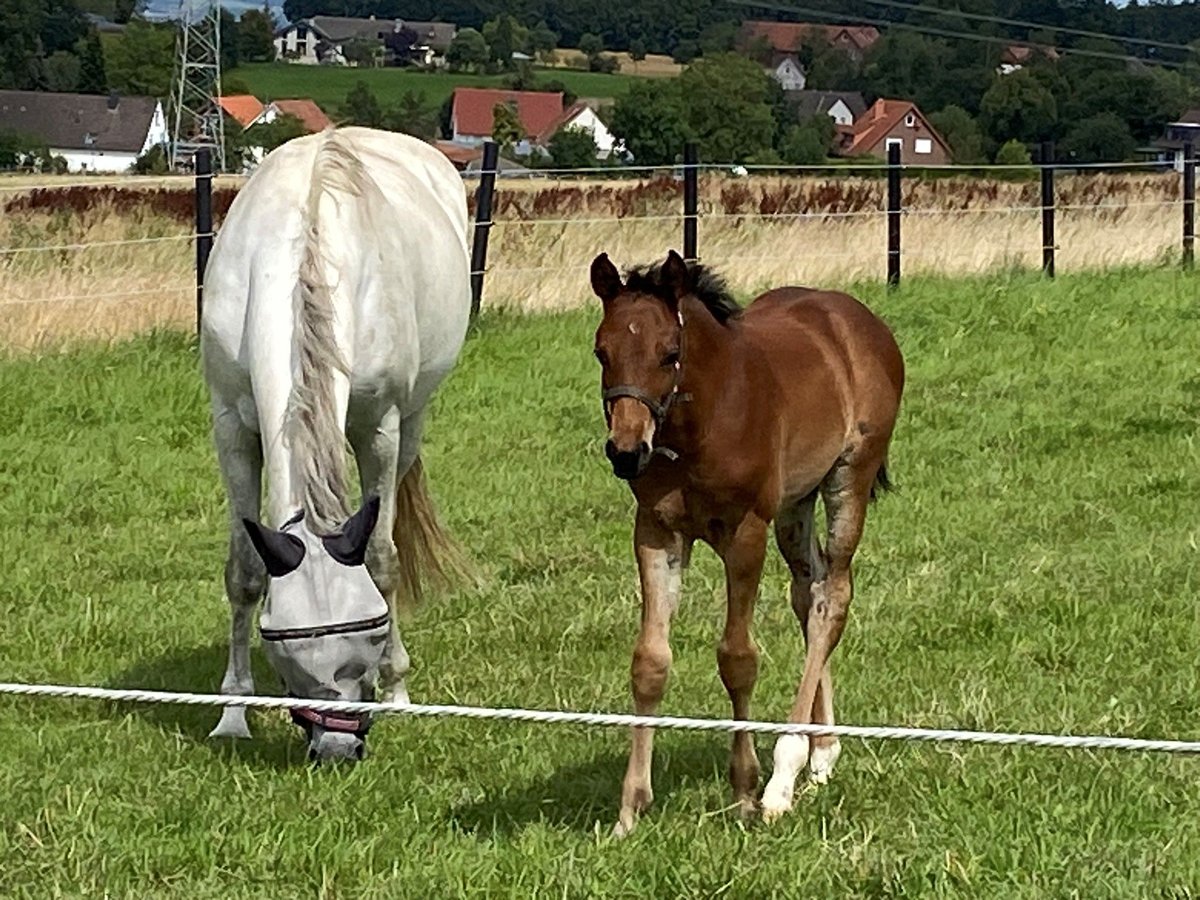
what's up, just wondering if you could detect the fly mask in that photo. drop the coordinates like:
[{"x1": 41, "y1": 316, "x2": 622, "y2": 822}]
[{"x1": 243, "y1": 496, "x2": 390, "y2": 760}]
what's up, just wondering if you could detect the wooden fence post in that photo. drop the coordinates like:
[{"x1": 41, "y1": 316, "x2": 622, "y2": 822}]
[
  {"x1": 1184, "y1": 140, "x2": 1195, "y2": 271},
  {"x1": 469, "y1": 140, "x2": 499, "y2": 320},
  {"x1": 1040, "y1": 141, "x2": 1055, "y2": 278},
  {"x1": 683, "y1": 142, "x2": 699, "y2": 262},
  {"x1": 194, "y1": 148, "x2": 213, "y2": 334},
  {"x1": 887, "y1": 142, "x2": 901, "y2": 287}
]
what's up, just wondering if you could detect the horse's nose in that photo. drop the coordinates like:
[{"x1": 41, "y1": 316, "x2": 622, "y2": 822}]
[
  {"x1": 606, "y1": 439, "x2": 651, "y2": 480},
  {"x1": 308, "y1": 729, "x2": 365, "y2": 763}
]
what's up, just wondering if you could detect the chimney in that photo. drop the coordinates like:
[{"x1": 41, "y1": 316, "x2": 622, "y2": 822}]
[{"x1": 107, "y1": 92, "x2": 119, "y2": 111}]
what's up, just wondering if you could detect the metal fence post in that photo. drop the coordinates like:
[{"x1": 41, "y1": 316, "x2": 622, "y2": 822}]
[
  {"x1": 1184, "y1": 140, "x2": 1195, "y2": 271},
  {"x1": 469, "y1": 140, "x2": 499, "y2": 319},
  {"x1": 683, "y1": 142, "x2": 699, "y2": 262},
  {"x1": 194, "y1": 148, "x2": 213, "y2": 334},
  {"x1": 1040, "y1": 141, "x2": 1055, "y2": 278},
  {"x1": 887, "y1": 142, "x2": 901, "y2": 287}
]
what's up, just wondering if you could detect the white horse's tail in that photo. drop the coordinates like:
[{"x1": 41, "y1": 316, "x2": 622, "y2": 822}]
[{"x1": 287, "y1": 128, "x2": 370, "y2": 533}]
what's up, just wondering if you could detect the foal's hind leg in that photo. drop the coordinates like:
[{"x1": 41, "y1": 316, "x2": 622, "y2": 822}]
[
  {"x1": 773, "y1": 492, "x2": 840, "y2": 788},
  {"x1": 762, "y1": 462, "x2": 873, "y2": 823},
  {"x1": 210, "y1": 403, "x2": 266, "y2": 739}
]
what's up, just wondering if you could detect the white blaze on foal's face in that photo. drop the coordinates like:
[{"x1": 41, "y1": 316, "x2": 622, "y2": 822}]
[{"x1": 242, "y1": 496, "x2": 390, "y2": 761}]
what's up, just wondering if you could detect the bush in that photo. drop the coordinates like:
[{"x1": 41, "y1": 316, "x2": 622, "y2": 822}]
[
  {"x1": 1059, "y1": 113, "x2": 1137, "y2": 163},
  {"x1": 547, "y1": 127, "x2": 598, "y2": 168},
  {"x1": 132, "y1": 144, "x2": 170, "y2": 174},
  {"x1": 994, "y1": 138, "x2": 1035, "y2": 180},
  {"x1": 590, "y1": 53, "x2": 619, "y2": 74}
]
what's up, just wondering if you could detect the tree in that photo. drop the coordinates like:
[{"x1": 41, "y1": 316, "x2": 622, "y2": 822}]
[
  {"x1": 672, "y1": 40, "x2": 700, "y2": 65},
  {"x1": 698, "y1": 22, "x2": 737, "y2": 56},
  {"x1": 491, "y1": 101, "x2": 524, "y2": 149},
  {"x1": 75, "y1": 29, "x2": 107, "y2": 93},
  {"x1": 578, "y1": 33, "x2": 604, "y2": 58},
  {"x1": 629, "y1": 38, "x2": 647, "y2": 63},
  {"x1": 106, "y1": 18, "x2": 175, "y2": 97},
  {"x1": 609, "y1": 79, "x2": 691, "y2": 165},
  {"x1": 44, "y1": 51, "x2": 80, "y2": 91},
  {"x1": 0, "y1": 1, "x2": 46, "y2": 89},
  {"x1": 483, "y1": 14, "x2": 528, "y2": 68},
  {"x1": 994, "y1": 137, "x2": 1032, "y2": 169},
  {"x1": 679, "y1": 54, "x2": 776, "y2": 163},
  {"x1": 779, "y1": 120, "x2": 830, "y2": 165},
  {"x1": 243, "y1": 114, "x2": 309, "y2": 154},
  {"x1": 979, "y1": 71, "x2": 1058, "y2": 146},
  {"x1": 342, "y1": 38, "x2": 381, "y2": 67},
  {"x1": 238, "y1": 7, "x2": 276, "y2": 63},
  {"x1": 446, "y1": 28, "x2": 489, "y2": 72},
  {"x1": 383, "y1": 90, "x2": 438, "y2": 140},
  {"x1": 1059, "y1": 113, "x2": 1137, "y2": 163},
  {"x1": 341, "y1": 81, "x2": 383, "y2": 128},
  {"x1": 930, "y1": 105, "x2": 985, "y2": 164},
  {"x1": 530, "y1": 21, "x2": 557, "y2": 61},
  {"x1": 548, "y1": 127, "x2": 599, "y2": 167}
]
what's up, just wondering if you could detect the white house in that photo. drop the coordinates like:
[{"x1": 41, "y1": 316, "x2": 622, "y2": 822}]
[
  {"x1": 0, "y1": 90, "x2": 167, "y2": 173},
  {"x1": 771, "y1": 55, "x2": 807, "y2": 92},
  {"x1": 788, "y1": 90, "x2": 867, "y2": 127},
  {"x1": 535, "y1": 101, "x2": 622, "y2": 159},
  {"x1": 274, "y1": 15, "x2": 455, "y2": 66}
]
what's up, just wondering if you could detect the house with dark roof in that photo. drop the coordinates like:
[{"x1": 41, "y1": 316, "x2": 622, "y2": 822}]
[
  {"x1": 788, "y1": 90, "x2": 866, "y2": 127},
  {"x1": 737, "y1": 21, "x2": 880, "y2": 92},
  {"x1": 1147, "y1": 107, "x2": 1200, "y2": 172},
  {"x1": 274, "y1": 15, "x2": 455, "y2": 67},
  {"x1": 838, "y1": 98, "x2": 950, "y2": 164},
  {"x1": 0, "y1": 90, "x2": 167, "y2": 173}
]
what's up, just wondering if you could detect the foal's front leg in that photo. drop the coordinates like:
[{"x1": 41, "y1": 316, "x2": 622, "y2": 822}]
[
  {"x1": 615, "y1": 509, "x2": 685, "y2": 838},
  {"x1": 717, "y1": 514, "x2": 767, "y2": 817}
]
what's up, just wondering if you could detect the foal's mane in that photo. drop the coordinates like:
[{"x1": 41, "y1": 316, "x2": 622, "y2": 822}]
[{"x1": 624, "y1": 260, "x2": 742, "y2": 324}]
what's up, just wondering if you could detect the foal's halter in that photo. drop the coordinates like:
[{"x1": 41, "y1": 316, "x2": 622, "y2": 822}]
[{"x1": 601, "y1": 307, "x2": 690, "y2": 433}]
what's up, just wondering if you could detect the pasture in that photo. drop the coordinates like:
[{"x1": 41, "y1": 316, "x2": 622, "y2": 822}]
[
  {"x1": 1, "y1": 268, "x2": 1198, "y2": 896},
  {"x1": 227, "y1": 62, "x2": 640, "y2": 112}
]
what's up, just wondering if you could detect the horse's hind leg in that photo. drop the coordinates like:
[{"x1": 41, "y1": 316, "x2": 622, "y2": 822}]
[
  {"x1": 773, "y1": 491, "x2": 840, "y2": 788},
  {"x1": 762, "y1": 462, "x2": 872, "y2": 823},
  {"x1": 349, "y1": 406, "x2": 404, "y2": 702},
  {"x1": 210, "y1": 403, "x2": 266, "y2": 739}
]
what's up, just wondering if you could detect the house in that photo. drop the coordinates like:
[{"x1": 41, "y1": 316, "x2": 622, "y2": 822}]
[
  {"x1": 772, "y1": 56, "x2": 807, "y2": 92},
  {"x1": 1148, "y1": 108, "x2": 1200, "y2": 172},
  {"x1": 788, "y1": 90, "x2": 866, "y2": 127},
  {"x1": 257, "y1": 99, "x2": 333, "y2": 133},
  {"x1": 838, "y1": 98, "x2": 951, "y2": 164},
  {"x1": 217, "y1": 94, "x2": 266, "y2": 129},
  {"x1": 998, "y1": 44, "x2": 1059, "y2": 76},
  {"x1": 533, "y1": 101, "x2": 621, "y2": 159},
  {"x1": 738, "y1": 21, "x2": 880, "y2": 68},
  {"x1": 274, "y1": 15, "x2": 455, "y2": 67},
  {"x1": 450, "y1": 88, "x2": 565, "y2": 155},
  {"x1": 0, "y1": 90, "x2": 167, "y2": 173}
]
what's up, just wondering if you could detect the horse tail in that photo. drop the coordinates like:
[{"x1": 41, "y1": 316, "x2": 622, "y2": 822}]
[
  {"x1": 288, "y1": 129, "x2": 366, "y2": 533},
  {"x1": 870, "y1": 459, "x2": 894, "y2": 501},
  {"x1": 391, "y1": 455, "x2": 474, "y2": 608}
]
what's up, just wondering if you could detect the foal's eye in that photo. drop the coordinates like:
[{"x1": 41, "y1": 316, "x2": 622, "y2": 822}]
[{"x1": 661, "y1": 350, "x2": 680, "y2": 368}]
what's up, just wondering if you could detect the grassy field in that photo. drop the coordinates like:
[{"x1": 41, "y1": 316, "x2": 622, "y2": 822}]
[
  {"x1": 1, "y1": 268, "x2": 1199, "y2": 896},
  {"x1": 227, "y1": 62, "x2": 642, "y2": 112}
]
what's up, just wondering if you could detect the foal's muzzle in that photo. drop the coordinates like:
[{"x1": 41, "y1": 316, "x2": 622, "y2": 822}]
[{"x1": 606, "y1": 439, "x2": 651, "y2": 480}]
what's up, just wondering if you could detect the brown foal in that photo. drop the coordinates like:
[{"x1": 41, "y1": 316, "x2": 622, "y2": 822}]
[{"x1": 591, "y1": 250, "x2": 904, "y2": 835}]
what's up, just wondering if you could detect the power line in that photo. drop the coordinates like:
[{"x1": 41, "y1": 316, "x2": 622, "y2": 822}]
[
  {"x1": 860, "y1": 0, "x2": 1198, "y2": 55},
  {"x1": 728, "y1": 0, "x2": 1191, "y2": 69}
]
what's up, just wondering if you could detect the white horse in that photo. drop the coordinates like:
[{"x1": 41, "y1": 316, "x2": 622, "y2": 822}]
[{"x1": 200, "y1": 127, "x2": 470, "y2": 761}]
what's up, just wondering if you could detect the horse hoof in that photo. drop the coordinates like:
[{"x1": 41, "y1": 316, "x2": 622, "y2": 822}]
[
  {"x1": 208, "y1": 708, "x2": 252, "y2": 740},
  {"x1": 808, "y1": 741, "x2": 842, "y2": 785},
  {"x1": 760, "y1": 799, "x2": 792, "y2": 825}
]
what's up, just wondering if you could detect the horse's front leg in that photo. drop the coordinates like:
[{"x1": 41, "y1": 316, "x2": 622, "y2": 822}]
[
  {"x1": 615, "y1": 508, "x2": 686, "y2": 838},
  {"x1": 716, "y1": 514, "x2": 767, "y2": 818},
  {"x1": 349, "y1": 406, "x2": 403, "y2": 702}
]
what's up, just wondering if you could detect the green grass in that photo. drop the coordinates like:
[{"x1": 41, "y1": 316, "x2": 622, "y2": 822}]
[
  {"x1": 226, "y1": 62, "x2": 641, "y2": 114},
  {"x1": 1, "y1": 268, "x2": 1199, "y2": 897}
]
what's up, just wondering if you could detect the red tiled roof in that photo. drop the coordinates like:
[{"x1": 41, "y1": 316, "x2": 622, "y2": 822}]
[
  {"x1": 844, "y1": 98, "x2": 949, "y2": 157},
  {"x1": 271, "y1": 99, "x2": 332, "y2": 133},
  {"x1": 435, "y1": 140, "x2": 482, "y2": 168},
  {"x1": 532, "y1": 100, "x2": 591, "y2": 145},
  {"x1": 218, "y1": 94, "x2": 264, "y2": 128},
  {"x1": 738, "y1": 21, "x2": 880, "y2": 53},
  {"x1": 451, "y1": 88, "x2": 564, "y2": 139},
  {"x1": 1000, "y1": 43, "x2": 1060, "y2": 64}
]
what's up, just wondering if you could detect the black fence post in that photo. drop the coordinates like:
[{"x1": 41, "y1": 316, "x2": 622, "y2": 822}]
[
  {"x1": 887, "y1": 142, "x2": 901, "y2": 287},
  {"x1": 1184, "y1": 140, "x2": 1195, "y2": 271},
  {"x1": 194, "y1": 148, "x2": 213, "y2": 334},
  {"x1": 683, "y1": 142, "x2": 699, "y2": 262},
  {"x1": 469, "y1": 140, "x2": 499, "y2": 320},
  {"x1": 1040, "y1": 141, "x2": 1055, "y2": 278}
]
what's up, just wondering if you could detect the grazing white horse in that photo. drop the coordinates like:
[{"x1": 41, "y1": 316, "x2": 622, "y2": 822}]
[{"x1": 200, "y1": 127, "x2": 470, "y2": 760}]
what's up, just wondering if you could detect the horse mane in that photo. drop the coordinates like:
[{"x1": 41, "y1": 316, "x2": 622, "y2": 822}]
[
  {"x1": 287, "y1": 128, "x2": 375, "y2": 534},
  {"x1": 624, "y1": 259, "x2": 742, "y2": 324}
]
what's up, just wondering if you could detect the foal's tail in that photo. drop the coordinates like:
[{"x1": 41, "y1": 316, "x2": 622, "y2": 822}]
[
  {"x1": 870, "y1": 460, "x2": 895, "y2": 501},
  {"x1": 392, "y1": 456, "x2": 474, "y2": 608}
]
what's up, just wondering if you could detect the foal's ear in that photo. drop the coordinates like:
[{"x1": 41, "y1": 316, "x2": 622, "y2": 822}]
[
  {"x1": 590, "y1": 253, "x2": 623, "y2": 303},
  {"x1": 323, "y1": 495, "x2": 381, "y2": 567},
  {"x1": 243, "y1": 519, "x2": 306, "y2": 578},
  {"x1": 660, "y1": 250, "x2": 690, "y2": 306}
]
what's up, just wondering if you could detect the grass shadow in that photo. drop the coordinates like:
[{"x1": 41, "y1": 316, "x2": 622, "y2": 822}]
[
  {"x1": 105, "y1": 641, "x2": 308, "y2": 770},
  {"x1": 446, "y1": 737, "x2": 732, "y2": 838}
]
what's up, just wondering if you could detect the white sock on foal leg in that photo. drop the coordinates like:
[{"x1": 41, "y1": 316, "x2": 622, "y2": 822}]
[{"x1": 761, "y1": 734, "x2": 809, "y2": 823}]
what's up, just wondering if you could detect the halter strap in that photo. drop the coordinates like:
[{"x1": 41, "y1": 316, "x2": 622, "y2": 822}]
[{"x1": 601, "y1": 308, "x2": 689, "y2": 429}]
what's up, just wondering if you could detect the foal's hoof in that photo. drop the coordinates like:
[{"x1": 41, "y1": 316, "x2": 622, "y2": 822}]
[
  {"x1": 808, "y1": 740, "x2": 842, "y2": 785},
  {"x1": 611, "y1": 815, "x2": 638, "y2": 839},
  {"x1": 734, "y1": 797, "x2": 759, "y2": 822},
  {"x1": 208, "y1": 707, "x2": 252, "y2": 740},
  {"x1": 759, "y1": 798, "x2": 792, "y2": 825}
]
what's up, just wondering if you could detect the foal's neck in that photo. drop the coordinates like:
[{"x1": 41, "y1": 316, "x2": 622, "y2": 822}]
[{"x1": 675, "y1": 295, "x2": 737, "y2": 421}]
